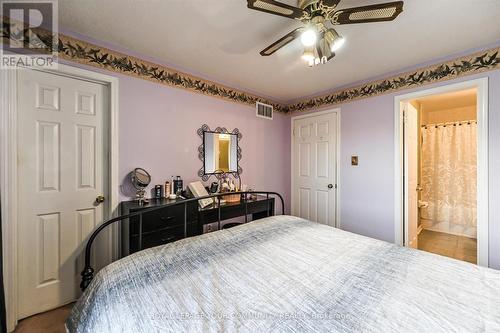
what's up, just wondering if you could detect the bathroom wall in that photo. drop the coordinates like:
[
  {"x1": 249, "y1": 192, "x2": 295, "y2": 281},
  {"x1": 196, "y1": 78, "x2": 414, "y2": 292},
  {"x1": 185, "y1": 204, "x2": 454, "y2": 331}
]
[
  {"x1": 421, "y1": 106, "x2": 476, "y2": 125},
  {"x1": 420, "y1": 89, "x2": 477, "y2": 124}
]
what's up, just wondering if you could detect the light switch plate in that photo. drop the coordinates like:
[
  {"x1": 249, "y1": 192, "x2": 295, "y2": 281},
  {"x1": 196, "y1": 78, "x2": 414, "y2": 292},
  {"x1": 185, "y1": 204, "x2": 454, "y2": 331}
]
[{"x1": 351, "y1": 155, "x2": 359, "y2": 166}]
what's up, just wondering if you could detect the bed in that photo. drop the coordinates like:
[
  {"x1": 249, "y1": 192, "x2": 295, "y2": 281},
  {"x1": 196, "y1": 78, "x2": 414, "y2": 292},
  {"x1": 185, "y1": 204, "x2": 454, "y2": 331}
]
[{"x1": 67, "y1": 214, "x2": 500, "y2": 332}]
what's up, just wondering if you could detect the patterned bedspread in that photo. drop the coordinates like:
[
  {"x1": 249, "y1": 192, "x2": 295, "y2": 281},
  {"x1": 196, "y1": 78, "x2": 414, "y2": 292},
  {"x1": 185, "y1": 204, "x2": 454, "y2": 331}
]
[{"x1": 67, "y1": 215, "x2": 500, "y2": 332}]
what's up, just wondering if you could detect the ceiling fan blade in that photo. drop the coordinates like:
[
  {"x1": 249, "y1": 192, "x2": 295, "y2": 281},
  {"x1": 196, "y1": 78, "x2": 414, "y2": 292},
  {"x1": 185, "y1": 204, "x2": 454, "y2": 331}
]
[
  {"x1": 260, "y1": 27, "x2": 304, "y2": 56},
  {"x1": 321, "y1": 0, "x2": 341, "y2": 8},
  {"x1": 247, "y1": 0, "x2": 306, "y2": 20},
  {"x1": 331, "y1": 1, "x2": 404, "y2": 25}
]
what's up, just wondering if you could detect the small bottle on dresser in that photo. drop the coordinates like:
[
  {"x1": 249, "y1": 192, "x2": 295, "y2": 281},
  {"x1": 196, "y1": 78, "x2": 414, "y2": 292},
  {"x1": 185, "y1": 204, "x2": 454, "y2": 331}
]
[
  {"x1": 154, "y1": 185, "x2": 162, "y2": 199},
  {"x1": 173, "y1": 176, "x2": 183, "y2": 195},
  {"x1": 164, "y1": 181, "x2": 171, "y2": 198}
]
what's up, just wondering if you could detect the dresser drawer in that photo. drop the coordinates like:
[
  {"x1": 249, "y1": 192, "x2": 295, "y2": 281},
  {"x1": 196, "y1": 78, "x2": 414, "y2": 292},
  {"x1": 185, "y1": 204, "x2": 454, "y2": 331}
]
[
  {"x1": 129, "y1": 223, "x2": 198, "y2": 254},
  {"x1": 199, "y1": 198, "x2": 273, "y2": 224},
  {"x1": 129, "y1": 203, "x2": 197, "y2": 235}
]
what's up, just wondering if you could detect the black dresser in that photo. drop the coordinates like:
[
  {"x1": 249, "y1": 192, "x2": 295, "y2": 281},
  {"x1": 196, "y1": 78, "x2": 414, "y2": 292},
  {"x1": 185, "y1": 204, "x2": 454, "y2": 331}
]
[{"x1": 120, "y1": 195, "x2": 275, "y2": 257}]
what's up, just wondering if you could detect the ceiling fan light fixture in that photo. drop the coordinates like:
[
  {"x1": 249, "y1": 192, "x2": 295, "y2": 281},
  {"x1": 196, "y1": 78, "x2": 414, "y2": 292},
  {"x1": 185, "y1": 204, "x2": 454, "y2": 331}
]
[
  {"x1": 330, "y1": 36, "x2": 345, "y2": 52},
  {"x1": 301, "y1": 46, "x2": 315, "y2": 62},
  {"x1": 249, "y1": 0, "x2": 405, "y2": 65},
  {"x1": 307, "y1": 58, "x2": 320, "y2": 67},
  {"x1": 324, "y1": 28, "x2": 345, "y2": 52},
  {"x1": 300, "y1": 28, "x2": 317, "y2": 46}
]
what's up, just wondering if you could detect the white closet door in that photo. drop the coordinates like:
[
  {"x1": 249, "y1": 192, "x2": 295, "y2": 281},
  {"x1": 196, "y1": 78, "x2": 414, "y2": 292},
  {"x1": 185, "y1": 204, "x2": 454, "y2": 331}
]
[
  {"x1": 292, "y1": 112, "x2": 337, "y2": 226},
  {"x1": 17, "y1": 69, "x2": 108, "y2": 318}
]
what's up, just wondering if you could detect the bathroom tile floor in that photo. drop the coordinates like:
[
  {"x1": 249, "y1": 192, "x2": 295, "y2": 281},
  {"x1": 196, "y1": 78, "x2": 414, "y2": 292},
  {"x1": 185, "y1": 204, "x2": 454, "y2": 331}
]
[{"x1": 418, "y1": 229, "x2": 477, "y2": 264}]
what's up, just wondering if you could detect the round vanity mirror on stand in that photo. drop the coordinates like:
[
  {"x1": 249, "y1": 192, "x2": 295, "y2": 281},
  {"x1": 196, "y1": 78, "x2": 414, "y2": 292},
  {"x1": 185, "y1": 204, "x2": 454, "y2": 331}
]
[{"x1": 131, "y1": 167, "x2": 151, "y2": 206}]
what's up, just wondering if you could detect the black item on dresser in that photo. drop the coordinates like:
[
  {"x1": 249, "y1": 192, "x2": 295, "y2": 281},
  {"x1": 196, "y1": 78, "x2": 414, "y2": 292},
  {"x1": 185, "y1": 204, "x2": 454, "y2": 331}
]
[{"x1": 120, "y1": 195, "x2": 275, "y2": 257}]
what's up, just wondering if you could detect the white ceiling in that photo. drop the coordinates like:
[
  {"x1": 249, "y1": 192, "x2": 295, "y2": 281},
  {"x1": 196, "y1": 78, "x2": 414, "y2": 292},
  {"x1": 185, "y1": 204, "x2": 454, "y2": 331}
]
[{"x1": 58, "y1": 0, "x2": 500, "y2": 102}]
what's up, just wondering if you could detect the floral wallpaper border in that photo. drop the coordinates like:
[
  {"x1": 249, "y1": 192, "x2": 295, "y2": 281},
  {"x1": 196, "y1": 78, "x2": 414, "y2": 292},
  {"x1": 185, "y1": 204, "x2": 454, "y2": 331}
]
[
  {"x1": 55, "y1": 34, "x2": 288, "y2": 112},
  {"x1": 1, "y1": 16, "x2": 499, "y2": 114},
  {"x1": 0, "y1": 16, "x2": 285, "y2": 112},
  {"x1": 286, "y1": 47, "x2": 499, "y2": 112}
]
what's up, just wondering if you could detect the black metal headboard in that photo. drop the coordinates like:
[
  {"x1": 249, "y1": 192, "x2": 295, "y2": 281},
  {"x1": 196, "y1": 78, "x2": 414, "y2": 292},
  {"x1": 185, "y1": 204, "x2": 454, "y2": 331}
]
[{"x1": 80, "y1": 191, "x2": 285, "y2": 291}]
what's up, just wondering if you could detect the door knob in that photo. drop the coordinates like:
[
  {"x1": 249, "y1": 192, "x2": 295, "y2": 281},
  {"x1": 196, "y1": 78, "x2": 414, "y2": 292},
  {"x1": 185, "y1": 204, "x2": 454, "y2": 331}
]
[
  {"x1": 327, "y1": 184, "x2": 334, "y2": 189},
  {"x1": 95, "y1": 195, "x2": 105, "y2": 204}
]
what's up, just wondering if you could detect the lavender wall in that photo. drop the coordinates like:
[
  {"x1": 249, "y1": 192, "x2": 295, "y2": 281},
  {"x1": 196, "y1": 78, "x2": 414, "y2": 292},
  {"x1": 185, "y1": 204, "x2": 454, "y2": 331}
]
[
  {"x1": 301, "y1": 69, "x2": 500, "y2": 269},
  {"x1": 117, "y1": 75, "x2": 291, "y2": 212},
  {"x1": 60, "y1": 59, "x2": 290, "y2": 214}
]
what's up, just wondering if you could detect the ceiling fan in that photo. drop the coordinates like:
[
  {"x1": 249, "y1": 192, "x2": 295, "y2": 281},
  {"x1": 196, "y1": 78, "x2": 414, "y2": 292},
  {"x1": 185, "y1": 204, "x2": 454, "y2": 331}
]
[{"x1": 247, "y1": 0, "x2": 404, "y2": 66}]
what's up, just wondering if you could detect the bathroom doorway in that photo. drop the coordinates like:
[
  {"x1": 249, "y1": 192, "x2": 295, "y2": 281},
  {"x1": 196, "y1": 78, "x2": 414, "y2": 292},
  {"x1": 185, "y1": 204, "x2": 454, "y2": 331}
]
[
  {"x1": 394, "y1": 78, "x2": 489, "y2": 266},
  {"x1": 412, "y1": 88, "x2": 478, "y2": 263}
]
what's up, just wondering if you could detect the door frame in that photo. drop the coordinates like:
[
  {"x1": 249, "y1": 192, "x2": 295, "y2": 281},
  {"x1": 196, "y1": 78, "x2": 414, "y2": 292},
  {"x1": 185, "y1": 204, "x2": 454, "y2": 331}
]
[
  {"x1": 0, "y1": 63, "x2": 119, "y2": 330},
  {"x1": 290, "y1": 108, "x2": 341, "y2": 227},
  {"x1": 393, "y1": 77, "x2": 489, "y2": 267}
]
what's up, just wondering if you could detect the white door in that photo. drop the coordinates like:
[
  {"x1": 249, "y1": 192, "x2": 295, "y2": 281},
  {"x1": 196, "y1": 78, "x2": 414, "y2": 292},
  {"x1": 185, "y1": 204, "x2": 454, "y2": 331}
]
[
  {"x1": 17, "y1": 69, "x2": 109, "y2": 318},
  {"x1": 292, "y1": 112, "x2": 337, "y2": 226},
  {"x1": 404, "y1": 103, "x2": 419, "y2": 248}
]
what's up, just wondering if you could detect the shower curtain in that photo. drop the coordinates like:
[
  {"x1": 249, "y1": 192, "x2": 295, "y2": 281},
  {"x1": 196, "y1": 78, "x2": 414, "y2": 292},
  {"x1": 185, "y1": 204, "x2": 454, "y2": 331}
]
[{"x1": 420, "y1": 122, "x2": 477, "y2": 238}]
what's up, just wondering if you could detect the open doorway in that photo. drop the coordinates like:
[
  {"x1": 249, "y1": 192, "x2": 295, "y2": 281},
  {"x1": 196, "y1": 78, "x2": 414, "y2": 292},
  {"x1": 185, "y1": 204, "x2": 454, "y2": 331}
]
[
  {"x1": 411, "y1": 88, "x2": 477, "y2": 262},
  {"x1": 394, "y1": 78, "x2": 489, "y2": 267}
]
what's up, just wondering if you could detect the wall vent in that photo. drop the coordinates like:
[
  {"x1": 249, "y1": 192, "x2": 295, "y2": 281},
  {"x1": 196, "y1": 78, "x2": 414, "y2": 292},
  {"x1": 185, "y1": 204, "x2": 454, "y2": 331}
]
[{"x1": 256, "y1": 102, "x2": 273, "y2": 120}]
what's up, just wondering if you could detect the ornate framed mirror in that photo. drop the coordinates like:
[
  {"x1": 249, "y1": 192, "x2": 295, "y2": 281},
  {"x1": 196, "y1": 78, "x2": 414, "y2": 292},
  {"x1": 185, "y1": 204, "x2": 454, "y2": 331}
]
[{"x1": 197, "y1": 124, "x2": 242, "y2": 182}]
